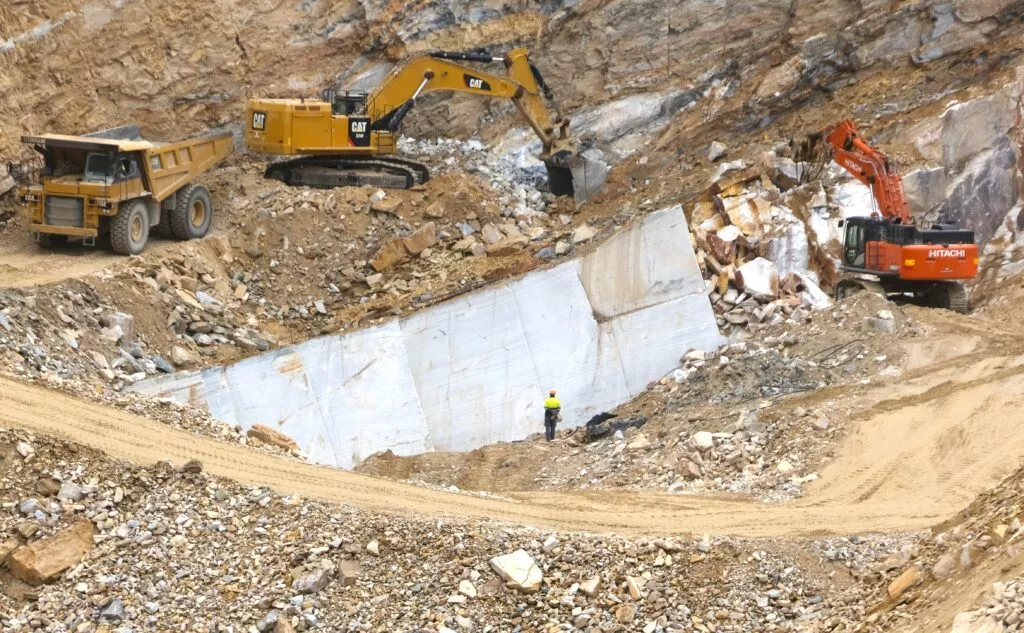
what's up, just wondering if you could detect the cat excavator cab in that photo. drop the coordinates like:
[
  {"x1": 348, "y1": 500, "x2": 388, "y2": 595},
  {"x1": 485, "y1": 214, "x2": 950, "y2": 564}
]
[
  {"x1": 245, "y1": 48, "x2": 605, "y2": 202},
  {"x1": 793, "y1": 119, "x2": 978, "y2": 313}
]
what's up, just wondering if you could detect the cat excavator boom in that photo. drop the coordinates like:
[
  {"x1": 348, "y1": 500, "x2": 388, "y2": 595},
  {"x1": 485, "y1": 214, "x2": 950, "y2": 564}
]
[
  {"x1": 245, "y1": 48, "x2": 604, "y2": 201},
  {"x1": 793, "y1": 119, "x2": 978, "y2": 313}
]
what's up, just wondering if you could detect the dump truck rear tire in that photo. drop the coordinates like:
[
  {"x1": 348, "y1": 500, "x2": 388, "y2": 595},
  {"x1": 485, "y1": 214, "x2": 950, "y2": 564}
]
[
  {"x1": 110, "y1": 200, "x2": 150, "y2": 255},
  {"x1": 169, "y1": 184, "x2": 213, "y2": 240}
]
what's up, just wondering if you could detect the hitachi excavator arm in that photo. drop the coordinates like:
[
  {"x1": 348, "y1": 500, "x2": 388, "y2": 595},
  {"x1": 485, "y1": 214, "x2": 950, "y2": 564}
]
[{"x1": 794, "y1": 119, "x2": 911, "y2": 223}]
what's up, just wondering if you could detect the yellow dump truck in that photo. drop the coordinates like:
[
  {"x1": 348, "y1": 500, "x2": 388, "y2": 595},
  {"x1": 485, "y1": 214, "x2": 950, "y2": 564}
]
[{"x1": 18, "y1": 124, "x2": 234, "y2": 255}]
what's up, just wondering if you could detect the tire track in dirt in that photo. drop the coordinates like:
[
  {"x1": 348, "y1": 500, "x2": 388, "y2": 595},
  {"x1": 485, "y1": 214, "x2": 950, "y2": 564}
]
[{"x1": 6, "y1": 352, "x2": 1024, "y2": 537}]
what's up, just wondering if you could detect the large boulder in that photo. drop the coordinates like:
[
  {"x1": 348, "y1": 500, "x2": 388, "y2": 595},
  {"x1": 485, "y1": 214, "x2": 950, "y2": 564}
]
[{"x1": 736, "y1": 257, "x2": 779, "y2": 300}]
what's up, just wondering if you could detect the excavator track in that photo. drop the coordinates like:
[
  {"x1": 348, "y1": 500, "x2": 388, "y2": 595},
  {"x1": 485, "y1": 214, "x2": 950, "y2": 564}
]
[
  {"x1": 264, "y1": 156, "x2": 431, "y2": 191},
  {"x1": 931, "y1": 281, "x2": 970, "y2": 314},
  {"x1": 835, "y1": 278, "x2": 885, "y2": 302}
]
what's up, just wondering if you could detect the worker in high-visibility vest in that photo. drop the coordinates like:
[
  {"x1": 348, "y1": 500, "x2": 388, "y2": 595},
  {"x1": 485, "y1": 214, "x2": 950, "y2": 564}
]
[{"x1": 543, "y1": 389, "x2": 561, "y2": 442}]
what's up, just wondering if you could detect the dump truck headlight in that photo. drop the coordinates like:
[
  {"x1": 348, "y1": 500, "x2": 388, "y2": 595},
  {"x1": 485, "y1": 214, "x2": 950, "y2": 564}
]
[
  {"x1": 973, "y1": 258, "x2": 979, "y2": 265},
  {"x1": 903, "y1": 259, "x2": 916, "y2": 267}
]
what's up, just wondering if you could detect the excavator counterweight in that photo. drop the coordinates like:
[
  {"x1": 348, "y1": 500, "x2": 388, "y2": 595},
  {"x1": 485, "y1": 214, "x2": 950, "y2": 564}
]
[
  {"x1": 245, "y1": 48, "x2": 605, "y2": 202},
  {"x1": 792, "y1": 119, "x2": 978, "y2": 313}
]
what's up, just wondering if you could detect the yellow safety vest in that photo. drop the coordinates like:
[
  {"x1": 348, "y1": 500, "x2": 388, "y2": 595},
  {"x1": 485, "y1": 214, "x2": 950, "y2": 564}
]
[{"x1": 544, "y1": 397, "x2": 561, "y2": 410}]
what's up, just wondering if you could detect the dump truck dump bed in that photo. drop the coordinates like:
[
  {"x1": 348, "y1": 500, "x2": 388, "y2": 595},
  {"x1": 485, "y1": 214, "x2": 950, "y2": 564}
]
[{"x1": 140, "y1": 134, "x2": 233, "y2": 201}]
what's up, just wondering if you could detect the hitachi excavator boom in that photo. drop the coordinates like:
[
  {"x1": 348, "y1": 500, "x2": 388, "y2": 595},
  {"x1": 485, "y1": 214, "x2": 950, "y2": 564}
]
[{"x1": 244, "y1": 48, "x2": 605, "y2": 201}]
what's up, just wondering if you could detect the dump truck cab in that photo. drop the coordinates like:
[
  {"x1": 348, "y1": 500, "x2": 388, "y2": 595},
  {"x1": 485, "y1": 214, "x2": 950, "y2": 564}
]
[
  {"x1": 19, "y1": 124, "x2": 233, "y2": 255},
  {"x1": 21, "y1": 133, "x2": 151, "y2": 241}
]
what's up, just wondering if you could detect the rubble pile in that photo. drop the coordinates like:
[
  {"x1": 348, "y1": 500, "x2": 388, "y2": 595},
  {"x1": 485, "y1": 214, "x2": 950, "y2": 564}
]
[
  {"x1": 0, "y1": 283, "x2": 177, "y2": 388},
  {"x1": 0, "y1": 428, "x2": 910, "y2": 632},
  {"x1": 533, "y1": 294, "x2": 909, "y2": 499},
  {"x1": 689, "y1": 155, "x2": 839, "y2": 337},
  {"x1": 0, "y1": 160, "x2": 602, "y2": 390},
  {"x1": 0, "y1": 280, "x2": 306, "y2": 458},
  {"x1": 398, "y1": 136, "x2": 557, "y2": 219},
  {"x1": 948, "y1": 579, "x2": 1024, "y2": 633}
]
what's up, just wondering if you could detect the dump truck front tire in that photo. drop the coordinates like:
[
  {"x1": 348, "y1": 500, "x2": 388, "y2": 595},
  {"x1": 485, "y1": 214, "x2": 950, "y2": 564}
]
[
  {"x1": 169, "y1": 184, "x2": 213, "y2": 240},
  {"x1": 110, "y1": 200, "x2": 150, "y2": 255}
]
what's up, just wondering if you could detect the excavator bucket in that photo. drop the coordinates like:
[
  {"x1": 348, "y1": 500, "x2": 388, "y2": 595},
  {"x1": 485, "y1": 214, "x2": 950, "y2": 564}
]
[{"x1": 544, "y1": 150, "x2": 608, "y2": 203}]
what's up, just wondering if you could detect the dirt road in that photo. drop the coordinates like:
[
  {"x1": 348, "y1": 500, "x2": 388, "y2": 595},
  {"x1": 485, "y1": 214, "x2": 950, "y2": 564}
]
[
  {"x1": 0, "y1": 233, "x2": 188, "y2": 288},
  {"x1": 5, "y1": 344, "x2": 1024, "y2": 538}
]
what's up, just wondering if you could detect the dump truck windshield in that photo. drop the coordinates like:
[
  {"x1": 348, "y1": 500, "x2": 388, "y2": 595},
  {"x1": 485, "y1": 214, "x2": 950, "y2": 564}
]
[{"x1": 83, "y1": 152, "x2": 114, "y2": 182}]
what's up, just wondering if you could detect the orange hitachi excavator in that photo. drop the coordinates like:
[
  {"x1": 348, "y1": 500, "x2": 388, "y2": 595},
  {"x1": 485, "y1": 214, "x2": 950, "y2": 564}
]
[{"x1": 793, "y1": 119, "x2": 979, "y2": 313}]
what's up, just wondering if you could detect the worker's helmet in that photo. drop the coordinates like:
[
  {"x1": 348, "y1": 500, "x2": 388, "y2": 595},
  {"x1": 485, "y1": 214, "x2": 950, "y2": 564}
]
[{"x1": 549, "y1": 389, "x2": 557, "y2": 396}]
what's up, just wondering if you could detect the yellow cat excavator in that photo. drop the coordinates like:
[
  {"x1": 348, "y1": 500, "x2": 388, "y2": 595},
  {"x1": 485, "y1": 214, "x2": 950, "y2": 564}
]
[{"x1": 244, "y1": 48, "x2": 605, "y2": 201}]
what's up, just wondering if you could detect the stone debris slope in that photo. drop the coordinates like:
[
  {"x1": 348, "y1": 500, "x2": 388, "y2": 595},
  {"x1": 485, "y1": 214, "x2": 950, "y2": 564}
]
[{"x1": 0, "y1": 428, "x2": 915, "y2": 632}]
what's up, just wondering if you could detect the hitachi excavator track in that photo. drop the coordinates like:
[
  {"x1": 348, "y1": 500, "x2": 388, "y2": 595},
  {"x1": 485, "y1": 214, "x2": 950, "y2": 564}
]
[
  {"x1": 835, "y1": 276, "x2": 970, "y2": 314},
  {"x1": 264, "y1": 156, "x2": 431, "y2": 190}
]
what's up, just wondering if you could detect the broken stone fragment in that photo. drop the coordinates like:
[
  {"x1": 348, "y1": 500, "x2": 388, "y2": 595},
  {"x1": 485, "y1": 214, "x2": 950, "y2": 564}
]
[
  {"x1": 451, "y1": 236, "x2": 477, "y2": 252},
  {"x1": 100, "y1": 312, "x2": 136, "y2": 342},
  {"x1": 403, "y1": 222, "x2": 438, "y2": 255},
  {"x1": 338, "y1": 559, "x2": 361, "y2": 586},
  {"x1": 371, "y1": 197, "x2": 403, "y2": 215},
  {"x1": 679, "y1": 460, "x2": 702, "y2": 480},
  {"x1": 57, "y1": 482, "x2": 84, "y2": 502},
  {"x1": 932, "y1": 552, "x2": 957, "y2": 579},
  {"x1": 179, "y1": 459, "x2": 204, "y2": 473},
  {"x1": 579, "y1": 575, "x2": 600, "y2": 597},
  {"x1": 8, "y1": 518, "x2": 95, "y2": 586},
  {"x1": 489, "y1": 549, "x2": 542, "y2": 593},
  {"x1": 572, "y1": 223, "x2": 597, "y2": 244},
  {"x1": 458, "y1": 579, "x2": 477, "y2": 598},
  {"x1": 486, "y1": 234, "x2": 529, "y2": 257},
  {"x1": 170, "y1": 345, "x2": 199, "y2": 368},
  {"x1": 247, "y1": 424, "x2": 300, "y2": 452},
  {"x1": 291, "y1": 567, "x2": 331, "y2": 594},
  {"x1": 708, "y1": 141, "x2": 728, "y2": 162},
  {"x1": 691, "y1": 431, "x2": 714, "y2": 452},
  {"x1": 626, "y1": 575, "x2": 646, "y2": 599},
  {"x1": 736, "y1": 257, "x2": 779, "y2": 300},
  {"x1": 370, "y1": 239, "x2": 408, "y2": 272},
  {"x1": 887, "y1": 565, "x2": 920, "y2": 598},
  {"x1": 424, "y1": 200, "x2": 446, "y2": 218}
]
